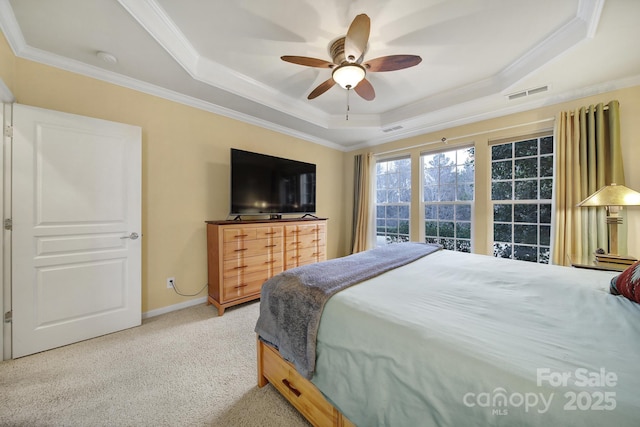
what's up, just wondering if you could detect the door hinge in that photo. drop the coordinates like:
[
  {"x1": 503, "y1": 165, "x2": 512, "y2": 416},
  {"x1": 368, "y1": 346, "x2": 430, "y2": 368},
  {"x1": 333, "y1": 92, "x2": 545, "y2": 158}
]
[
  {"x1": 3, "y1": 311, "x2": 11, "y2": 323},
  {"x1": 3, "y1": 125, "x2": 12, "y2": 138},
  {"x1": 3, "y1": 218, "x2": 11, "y2": 230}
]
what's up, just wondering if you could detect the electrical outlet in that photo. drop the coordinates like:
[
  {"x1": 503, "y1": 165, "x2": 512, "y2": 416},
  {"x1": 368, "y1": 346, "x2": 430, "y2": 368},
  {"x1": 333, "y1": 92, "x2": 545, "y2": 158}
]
[{"x1": 167, "y1": 277, "x2": 175, "y2": 289}]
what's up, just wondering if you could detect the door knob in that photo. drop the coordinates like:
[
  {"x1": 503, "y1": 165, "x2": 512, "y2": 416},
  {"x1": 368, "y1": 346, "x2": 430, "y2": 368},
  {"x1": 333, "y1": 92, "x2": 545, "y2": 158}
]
[{"x1": 120, "y1": 232, "x2": 139, "y2": 240}]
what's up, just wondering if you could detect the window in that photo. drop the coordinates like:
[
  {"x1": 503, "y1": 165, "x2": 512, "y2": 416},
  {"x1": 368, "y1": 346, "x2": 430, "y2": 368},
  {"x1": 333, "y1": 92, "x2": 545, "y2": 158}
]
[
  {"x1": 491, "y1": 135, "x2": 553, "y2": 263},
  {"x1": 375, "y1": 157, "x2": 411, "y2": 246},
  {"x1": 422, "y1": 147, "x2": 475, "y2": 252}
]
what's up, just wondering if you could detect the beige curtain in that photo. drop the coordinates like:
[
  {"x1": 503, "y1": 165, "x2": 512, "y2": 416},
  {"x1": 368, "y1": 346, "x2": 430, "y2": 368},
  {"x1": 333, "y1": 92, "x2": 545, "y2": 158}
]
[
  {"x1": 552, "y1": 100, "x2": 625, "y2": 265},
  {"x1": 351, "y1": 153, "x2": 374, "y2": 253}
]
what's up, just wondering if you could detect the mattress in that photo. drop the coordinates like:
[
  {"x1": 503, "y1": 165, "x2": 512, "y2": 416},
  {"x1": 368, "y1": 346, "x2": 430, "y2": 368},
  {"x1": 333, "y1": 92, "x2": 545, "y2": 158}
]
[{"x1": 310, "y1": 250, "x2": 640, "y2": 426}]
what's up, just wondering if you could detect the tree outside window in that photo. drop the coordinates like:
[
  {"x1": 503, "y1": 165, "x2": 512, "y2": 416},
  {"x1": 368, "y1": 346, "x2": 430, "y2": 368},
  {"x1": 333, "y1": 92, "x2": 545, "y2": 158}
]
[
  {"x1": 375, "y1": 157, "x2": 411, "y2": 246},
  {"x1": 491, "y1": 136, "x2": 553, "y2": 263},
  {"x1": 422, "y1": 147, "x2": 475, "y2": 252}
]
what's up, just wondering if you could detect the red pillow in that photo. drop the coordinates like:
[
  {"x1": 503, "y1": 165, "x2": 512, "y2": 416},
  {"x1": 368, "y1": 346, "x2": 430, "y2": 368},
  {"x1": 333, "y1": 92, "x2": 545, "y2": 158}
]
[{"x1": 610, "y1": 260, "x2": 640, "y2": 303}]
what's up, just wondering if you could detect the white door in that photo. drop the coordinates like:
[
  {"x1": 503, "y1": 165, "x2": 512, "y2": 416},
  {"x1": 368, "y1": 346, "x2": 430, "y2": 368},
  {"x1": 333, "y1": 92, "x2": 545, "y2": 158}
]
[{"x1": 11, "y1": 104, "x2": 141, "y2": 358}]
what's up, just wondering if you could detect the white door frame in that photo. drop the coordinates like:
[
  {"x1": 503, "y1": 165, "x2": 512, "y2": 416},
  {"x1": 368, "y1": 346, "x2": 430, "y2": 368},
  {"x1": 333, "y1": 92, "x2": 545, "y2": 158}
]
[{"x1": 1, "y1": 93, "x2": 15, "y2": 360}]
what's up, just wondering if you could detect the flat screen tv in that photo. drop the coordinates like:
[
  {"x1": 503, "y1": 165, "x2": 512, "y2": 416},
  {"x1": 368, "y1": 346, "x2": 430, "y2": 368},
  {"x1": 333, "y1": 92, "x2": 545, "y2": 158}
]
[{"x1": 230, "y1": 149, "x2": 316, "y2": 216}]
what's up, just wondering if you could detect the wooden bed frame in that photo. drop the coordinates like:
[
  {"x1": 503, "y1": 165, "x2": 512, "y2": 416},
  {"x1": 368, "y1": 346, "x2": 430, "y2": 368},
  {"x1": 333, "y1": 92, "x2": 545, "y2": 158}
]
[{"x1": 257, "y1": 338, "x2": 355, "y2": 427}]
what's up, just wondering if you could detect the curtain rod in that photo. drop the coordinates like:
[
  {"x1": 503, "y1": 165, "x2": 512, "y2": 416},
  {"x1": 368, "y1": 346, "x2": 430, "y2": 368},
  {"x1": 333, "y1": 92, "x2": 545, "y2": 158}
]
[
  {"x1": 374, "y1": 117, "x2": 555, "y2": 157},
  {"x1": 567, "y1": 104, "x2": 610, "y2": 116}
]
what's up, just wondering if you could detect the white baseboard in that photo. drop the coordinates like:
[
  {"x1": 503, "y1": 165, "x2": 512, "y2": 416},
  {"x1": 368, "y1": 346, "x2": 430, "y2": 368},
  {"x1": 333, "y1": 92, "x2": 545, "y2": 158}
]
[{"x1": 142, "y1": 296, "x2": 208, "y2": 319}]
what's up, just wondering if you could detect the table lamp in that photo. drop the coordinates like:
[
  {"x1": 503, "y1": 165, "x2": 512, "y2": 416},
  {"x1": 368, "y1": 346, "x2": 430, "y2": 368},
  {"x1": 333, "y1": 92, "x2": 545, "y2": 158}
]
[{"x1": 577, "y1": 183, "x2": 640, "y2": 256}]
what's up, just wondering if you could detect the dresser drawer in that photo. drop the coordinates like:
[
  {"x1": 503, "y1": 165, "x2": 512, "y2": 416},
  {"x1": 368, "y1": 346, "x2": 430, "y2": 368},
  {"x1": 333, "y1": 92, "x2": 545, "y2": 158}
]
[
  {"x1": 223, "y1": 237, "x2": 283, "y2": 260},
  {"x1": 286, "y1": 246, "x2": 324, "y2": 265},
  {"x1": 222, "y1": 253, "x2": 284, "y2": 279},
  {"x1": 256, "y1": 226, "x2": 284, "y2": 239},
  {"x1": 296, "y1": 233, "x2": 325, "y2": 249},
  {"x1": 285, "y1": 224, "x2": 322, "y2": 237},
  {"x1": 222, "y1": 228, "x2": 258, "y2": 242},
  {"x1": 284, "y1": 235, "x2": 324, "y2": 251},
  {"x1": 222, "y1": 276, "x2": 265, "y2": 301},
  {"x1": 298, "y1": 247, "x2": 325, "y2": 266}
]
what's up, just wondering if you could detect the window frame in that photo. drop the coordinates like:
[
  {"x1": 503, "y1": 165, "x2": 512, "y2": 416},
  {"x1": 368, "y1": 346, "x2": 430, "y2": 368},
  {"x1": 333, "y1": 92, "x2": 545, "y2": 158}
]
[
  {"x1": 489, "y1": 133, "x2": 555, "y2": 263},
  {"x1": 374, "y1": 155, "x2": 412, "y2": 246},
  {"x1": 420, "y1": 145, "x2": 475, "y2": 253}
]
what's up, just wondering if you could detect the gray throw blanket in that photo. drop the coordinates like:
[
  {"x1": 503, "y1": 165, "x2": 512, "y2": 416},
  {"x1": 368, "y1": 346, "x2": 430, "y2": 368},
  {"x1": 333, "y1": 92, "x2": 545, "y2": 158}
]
[{"x1": 255, "y1": 242, "x2": 441, "y2": 379}]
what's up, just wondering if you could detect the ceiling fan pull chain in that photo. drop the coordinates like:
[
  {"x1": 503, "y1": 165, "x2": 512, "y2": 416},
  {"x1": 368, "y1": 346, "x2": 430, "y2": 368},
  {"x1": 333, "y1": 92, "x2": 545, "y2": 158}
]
[{"x1": 346, "y1": 88, "x2": 351, "y2": 121}]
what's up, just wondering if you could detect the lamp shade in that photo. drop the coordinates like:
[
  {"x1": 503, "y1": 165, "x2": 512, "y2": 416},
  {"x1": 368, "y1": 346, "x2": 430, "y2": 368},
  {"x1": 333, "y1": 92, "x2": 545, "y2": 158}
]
[
  {"x1": 332, "y1": 63, "x2": 365, "y2": 89},
  {"x1": 577, "y1": 183, "x2": 640, "y2": 207}
]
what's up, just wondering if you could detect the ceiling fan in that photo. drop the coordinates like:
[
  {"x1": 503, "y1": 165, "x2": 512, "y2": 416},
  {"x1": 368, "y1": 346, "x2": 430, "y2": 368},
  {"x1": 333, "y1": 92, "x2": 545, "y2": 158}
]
[{"x1": 281, "y1": 14, "x2": 422, "y2": 101}]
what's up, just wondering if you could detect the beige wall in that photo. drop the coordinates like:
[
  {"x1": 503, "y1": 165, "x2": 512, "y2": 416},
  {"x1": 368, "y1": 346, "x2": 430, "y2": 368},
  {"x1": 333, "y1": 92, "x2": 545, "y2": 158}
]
[
  {"x1": 0, "y1": 33, "x2": 347, "y2": 313},
  {"x1": 2, "y1": 28, "x2": 639, "y2": 313},
  {"x1": 0, "y1": 33, "x2": 14, "y2": 96},
  {"x1": 345, "y1": 85, "x2": 640, "y2": 258}
]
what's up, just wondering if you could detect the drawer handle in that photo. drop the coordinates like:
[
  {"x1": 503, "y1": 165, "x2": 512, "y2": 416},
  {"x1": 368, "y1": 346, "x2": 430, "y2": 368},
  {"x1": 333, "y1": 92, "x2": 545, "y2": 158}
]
[
  {"x1": 282, "y1": 379, "x2": 301, "y2": 397},
  {"x1": 264, "y1": 260, "x2": 276, "y2": 264},
  {"x1": 234, "y1": 248, "x2": 248, "y2": 252},
  {"x1": 234, "y1": 234, "x2": 249, "y2": 238},
  {"x1": 233, "y1": 265, "x2": 248, "y2": 270},
  {"x1": 265, "y1": 231, "x2": 276, "y2": 235},
  {"x1": 291, "y1": 255, "x2": 301, "y2": 259},
  {"x1": 312, "y1": 253, "x2": 319, "y2": 256},
  {"x1": 290, "y1": 230, "x2": 300, "y2": 234},
  {"x1": 234, "y1": 284, "x2": 248, "y2": 289},
  {"x1": 312, "y1": 239, "x2": 319, "y2": 242},
  {"x1": 265, "y1": 244, "x2": 277, "y2": 248}
]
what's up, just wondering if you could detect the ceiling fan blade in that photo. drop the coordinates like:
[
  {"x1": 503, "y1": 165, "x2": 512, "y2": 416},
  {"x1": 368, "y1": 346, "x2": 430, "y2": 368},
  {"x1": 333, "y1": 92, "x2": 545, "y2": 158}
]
[
  {"x1": 281, "y1": 56, "x2": 334, "y2": 68},
  {"x1": 308, "y1": 78, "x2": 337, "y2": 99},
  {"x1": 344, "y1": 14, "x2": 370, "y2": 62},
  {"x1": 365, "y1": 55, "x2": 422, "y2": 72},
  {"x1": 354, "y1": 78, "x2": 375, "y2": 101}
]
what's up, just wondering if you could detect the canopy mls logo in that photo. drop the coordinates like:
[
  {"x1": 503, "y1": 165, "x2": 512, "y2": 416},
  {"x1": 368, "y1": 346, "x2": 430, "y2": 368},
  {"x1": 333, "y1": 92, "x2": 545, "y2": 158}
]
[
  {"x1": 462, "y1": 388, "x2": 553, "y2": 415},
  {"x1": 462, "y1": 367, "x2": 618, "y2": 416}
]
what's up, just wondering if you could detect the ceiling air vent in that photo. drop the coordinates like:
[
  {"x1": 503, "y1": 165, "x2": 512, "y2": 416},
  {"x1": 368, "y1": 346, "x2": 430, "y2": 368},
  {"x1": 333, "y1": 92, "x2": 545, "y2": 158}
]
[
  {"x1": 382, "y1": 125, "x2": 404, "y2": 133},
  {"x1": 507, "y1": 85, "x2": 548, "y2": 101}
]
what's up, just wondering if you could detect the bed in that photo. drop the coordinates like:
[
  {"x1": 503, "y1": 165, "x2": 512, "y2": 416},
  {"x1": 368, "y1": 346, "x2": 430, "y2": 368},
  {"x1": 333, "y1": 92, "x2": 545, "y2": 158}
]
[{"x1": 255, "y1": 243, "x2": 640, "y2": 427}]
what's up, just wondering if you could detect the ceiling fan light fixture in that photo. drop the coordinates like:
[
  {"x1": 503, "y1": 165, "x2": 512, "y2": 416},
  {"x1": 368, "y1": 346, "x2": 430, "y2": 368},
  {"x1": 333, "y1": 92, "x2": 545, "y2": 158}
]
[{"x1": 332, "y1": 63, "x2": 365, "y2": 89}]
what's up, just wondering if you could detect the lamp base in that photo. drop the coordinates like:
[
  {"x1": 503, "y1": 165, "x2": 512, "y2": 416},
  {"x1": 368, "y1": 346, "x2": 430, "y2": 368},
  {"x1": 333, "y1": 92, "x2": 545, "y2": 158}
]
[{"x1": 594, "y1": 252, "x2": 637, "y2": 265}]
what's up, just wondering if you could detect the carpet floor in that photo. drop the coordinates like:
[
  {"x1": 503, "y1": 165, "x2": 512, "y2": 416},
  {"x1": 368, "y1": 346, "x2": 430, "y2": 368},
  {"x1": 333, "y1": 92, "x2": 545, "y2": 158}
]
[{"x1": 0, "y1": 301, "x2": 310, "y2": 426}]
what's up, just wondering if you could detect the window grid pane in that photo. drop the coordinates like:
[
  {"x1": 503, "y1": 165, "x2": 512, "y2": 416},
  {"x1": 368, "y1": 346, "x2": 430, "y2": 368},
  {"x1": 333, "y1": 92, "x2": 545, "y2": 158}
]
[
  {"x1": 375, "y1": 157, "x2": 411, "y2": 246},
  {"x1": 421, "y1": 147, "x2": 475, "y2": 253},
  {"x1": 491, "y1": 135, "x2": 554, "y2": 263}
]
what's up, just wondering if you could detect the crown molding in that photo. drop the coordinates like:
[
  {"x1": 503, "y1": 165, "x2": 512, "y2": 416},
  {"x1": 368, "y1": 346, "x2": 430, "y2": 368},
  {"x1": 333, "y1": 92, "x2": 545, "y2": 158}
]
[
  {"x1": 116, "y1": 0, "x2": 330, "y2": 129},
  {"x1": 579, "y1": 0, "x2": 605, "y2": 38},
  {"x1": 349, "y1": 72, "x2": 640, "y2": 151},
  {"x1": 0, "y1": 0, "x2": 620, "y2": 152},
  {"x1": 0, "y1": 0, "x2": 24, "y2": 54},
  {"x1": 117, "y1": 0, "x2": 603, "y2": 134},
  {"x1": 378, "y1": 0, "x2": 603, "y2": 129}
]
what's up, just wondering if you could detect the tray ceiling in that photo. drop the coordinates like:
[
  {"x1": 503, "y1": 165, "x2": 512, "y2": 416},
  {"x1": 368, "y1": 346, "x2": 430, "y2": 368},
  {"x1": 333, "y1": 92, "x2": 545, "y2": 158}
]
[{"x1": 1, "y1": 0, "x2": 639, "y2": 150}]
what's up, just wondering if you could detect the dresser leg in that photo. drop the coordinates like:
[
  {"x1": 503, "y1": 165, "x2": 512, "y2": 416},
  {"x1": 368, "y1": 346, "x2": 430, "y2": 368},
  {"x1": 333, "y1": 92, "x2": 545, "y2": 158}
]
[{"x1": 208, "y1": 296, "x2": 225, "y2": 316}]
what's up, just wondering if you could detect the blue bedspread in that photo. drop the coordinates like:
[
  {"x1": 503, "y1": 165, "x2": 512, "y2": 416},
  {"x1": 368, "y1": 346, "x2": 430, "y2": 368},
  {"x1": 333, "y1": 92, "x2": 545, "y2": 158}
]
[
  {"x1": 254, "y1": 242, "x2": 441, "y2": 378},
  {"x1": 311, "y1": 250, "x2": 640, "y2": 426}
]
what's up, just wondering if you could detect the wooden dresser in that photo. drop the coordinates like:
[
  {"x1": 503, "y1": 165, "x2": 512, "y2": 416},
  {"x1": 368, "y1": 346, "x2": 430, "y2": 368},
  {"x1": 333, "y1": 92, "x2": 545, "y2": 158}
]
[{"x1": 206, "y1": 218, "x2": 327, "y2": 315}]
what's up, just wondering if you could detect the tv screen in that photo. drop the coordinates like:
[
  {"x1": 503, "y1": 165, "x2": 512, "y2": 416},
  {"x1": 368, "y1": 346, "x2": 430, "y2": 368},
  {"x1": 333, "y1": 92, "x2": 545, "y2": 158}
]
[{"x1": 230, "y1": 149, "x2": 316, "y2": 215}]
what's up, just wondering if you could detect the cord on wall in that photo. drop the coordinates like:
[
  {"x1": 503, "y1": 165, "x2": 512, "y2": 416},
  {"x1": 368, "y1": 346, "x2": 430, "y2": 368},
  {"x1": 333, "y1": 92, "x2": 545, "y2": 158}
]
[{"x1": 169, "y1": 279, "x2": 208, "y2": 297}]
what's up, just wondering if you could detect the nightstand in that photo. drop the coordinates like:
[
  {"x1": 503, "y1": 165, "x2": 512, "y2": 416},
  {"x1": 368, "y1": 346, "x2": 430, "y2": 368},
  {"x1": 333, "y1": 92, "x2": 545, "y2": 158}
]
[{"x1": 567, "y1": 253, "x2": 630, "y2": 272}]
